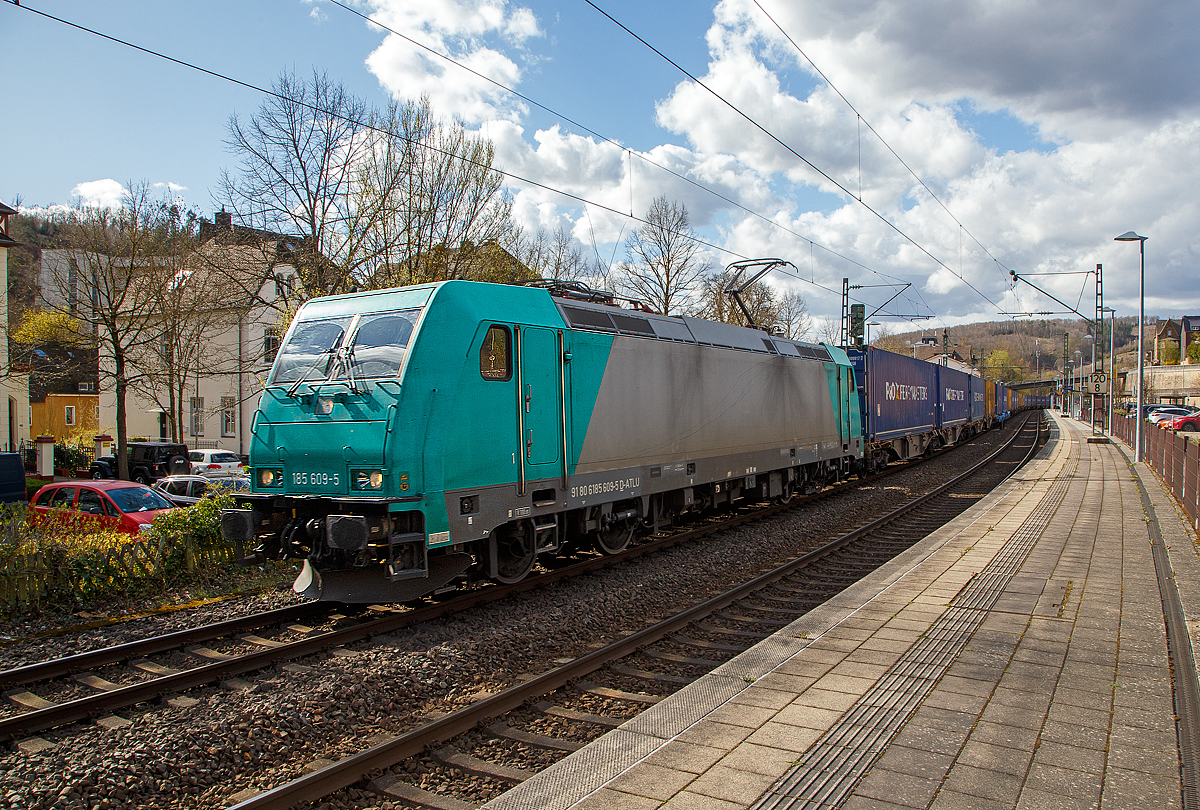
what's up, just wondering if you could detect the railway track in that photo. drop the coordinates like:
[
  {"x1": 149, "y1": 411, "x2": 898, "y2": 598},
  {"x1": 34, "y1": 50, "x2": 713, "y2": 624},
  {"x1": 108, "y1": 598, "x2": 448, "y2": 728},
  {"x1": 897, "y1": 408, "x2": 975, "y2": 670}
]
[
  {"x1": 223, "y1": 412, "x2": 1045, "y2": 810},
  {"x1": 0, "y1": 419, "x2": 1017, "y2": 747}
]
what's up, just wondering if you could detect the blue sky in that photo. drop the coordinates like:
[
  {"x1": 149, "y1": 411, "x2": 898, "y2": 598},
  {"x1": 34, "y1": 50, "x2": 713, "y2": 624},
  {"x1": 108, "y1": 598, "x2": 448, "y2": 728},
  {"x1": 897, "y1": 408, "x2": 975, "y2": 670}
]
[{"x1": 3, "y1": 0, "x2": 1198, "y2": 330}]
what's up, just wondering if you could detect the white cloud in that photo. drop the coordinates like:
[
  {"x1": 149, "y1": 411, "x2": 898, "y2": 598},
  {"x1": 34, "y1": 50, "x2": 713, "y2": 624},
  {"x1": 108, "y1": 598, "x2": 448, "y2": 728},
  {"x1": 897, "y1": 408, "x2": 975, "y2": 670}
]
[
  {"x1": 347, "y1": 0, "x2": 1200, "y2": 322},
  {"x1": 362, "y1": 0, "x2": 541, "y2": 124},
  {"x1": 71, "y1": 179, "x2": 126, "y2": 209}
]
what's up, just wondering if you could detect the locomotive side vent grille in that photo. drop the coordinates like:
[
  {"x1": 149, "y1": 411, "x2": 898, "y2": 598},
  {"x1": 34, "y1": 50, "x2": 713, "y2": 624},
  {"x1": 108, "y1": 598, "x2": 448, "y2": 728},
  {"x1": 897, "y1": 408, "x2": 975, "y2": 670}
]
[
  {"x1": 610, "y1": 313, "x2": 655, "y2": 335},
  {"x1": 562, "y1": 306, "x2": 616, "y2": 332}
]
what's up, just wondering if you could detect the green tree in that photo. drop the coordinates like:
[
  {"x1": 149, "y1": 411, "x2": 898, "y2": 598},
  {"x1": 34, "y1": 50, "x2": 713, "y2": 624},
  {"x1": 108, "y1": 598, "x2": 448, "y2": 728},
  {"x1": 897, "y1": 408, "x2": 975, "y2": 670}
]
[
  {"x1": 1187, "y1": 339, "x2": 1200, "y2": 364},
  {"x1": 1160, "y1": 340, "x2": 1180, "y2": 365}
]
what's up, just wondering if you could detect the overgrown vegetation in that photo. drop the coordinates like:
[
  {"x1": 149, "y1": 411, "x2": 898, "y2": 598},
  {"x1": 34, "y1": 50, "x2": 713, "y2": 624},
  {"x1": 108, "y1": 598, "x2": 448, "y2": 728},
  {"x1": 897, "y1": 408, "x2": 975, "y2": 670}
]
[{"x1": 0, "y1": 495, "x2": 292, "y2": 616}]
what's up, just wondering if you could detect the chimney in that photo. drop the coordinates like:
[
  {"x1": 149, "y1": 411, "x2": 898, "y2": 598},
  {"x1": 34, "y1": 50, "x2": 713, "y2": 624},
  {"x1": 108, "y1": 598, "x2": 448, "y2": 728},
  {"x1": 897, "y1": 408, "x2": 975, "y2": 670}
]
[{"x1": 215, "y1": 209, "x2": 232, "y2": 230}]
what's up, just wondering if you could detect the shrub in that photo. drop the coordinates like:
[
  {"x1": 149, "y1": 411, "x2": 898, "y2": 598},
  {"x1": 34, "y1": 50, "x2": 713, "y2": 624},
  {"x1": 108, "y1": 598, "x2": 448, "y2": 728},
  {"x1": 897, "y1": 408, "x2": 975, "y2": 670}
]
[
  {"x1": 1188, "y1": 340, "x2": 1200, "y2": 364},
  {"x1": 142, "y1": 491, "x2": 234, "y2": 575}
]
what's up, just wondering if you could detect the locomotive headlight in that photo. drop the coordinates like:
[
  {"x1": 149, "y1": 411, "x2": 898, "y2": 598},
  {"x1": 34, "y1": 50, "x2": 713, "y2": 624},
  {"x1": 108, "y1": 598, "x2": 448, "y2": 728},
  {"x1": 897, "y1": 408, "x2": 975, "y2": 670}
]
[
  {"x1": 352, "y1": 469, "x2": 384, "y2": 490},
  {"x1": 258, "y1": 468, "x2": 284, "y2": 488},
  {"x1": 316, "y1": 396, "x2": 334, "y2": 416}
]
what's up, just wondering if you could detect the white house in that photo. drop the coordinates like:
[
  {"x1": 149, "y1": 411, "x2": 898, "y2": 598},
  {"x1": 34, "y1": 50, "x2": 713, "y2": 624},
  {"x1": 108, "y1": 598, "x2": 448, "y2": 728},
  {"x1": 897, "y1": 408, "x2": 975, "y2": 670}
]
[{"x1": 0, "y1": 202, "x2": 32, "y2": 451}]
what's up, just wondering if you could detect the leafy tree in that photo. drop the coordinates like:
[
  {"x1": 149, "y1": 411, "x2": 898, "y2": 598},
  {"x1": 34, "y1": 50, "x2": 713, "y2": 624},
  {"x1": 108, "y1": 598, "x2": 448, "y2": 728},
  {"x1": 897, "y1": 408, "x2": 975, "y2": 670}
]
[
  {"x1": 1159, "y1": 340, "x2": 1180, "y2": 365},
  {"x1": 984, "y1": 348, "x2": 1026, "y2": 382},
  {"x1": 1187, "y1": 339, "x2": 1200, "y2": 364},
  {"x1": 616, "y1": 196, "x2": 707, "y2": 315}
]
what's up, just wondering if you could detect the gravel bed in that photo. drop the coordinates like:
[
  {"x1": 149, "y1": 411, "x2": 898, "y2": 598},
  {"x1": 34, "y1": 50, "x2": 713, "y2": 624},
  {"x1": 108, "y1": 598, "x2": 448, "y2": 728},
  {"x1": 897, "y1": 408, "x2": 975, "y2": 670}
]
[
  {"x1": 0, "y1": 585, "x2": 307, "y2": 671},
  {"x1": 0, "y1": 424, "x2": 1021, "y2": 809},
  {"x1": 505, "y1": 706, "x2": 609, "y2": 743},
  {"x1": 458, "y1": 729, "x2": 565, "y2": 771},
  {"x1": 556, "y1": 691, "x2": 643, "y2": 720}
]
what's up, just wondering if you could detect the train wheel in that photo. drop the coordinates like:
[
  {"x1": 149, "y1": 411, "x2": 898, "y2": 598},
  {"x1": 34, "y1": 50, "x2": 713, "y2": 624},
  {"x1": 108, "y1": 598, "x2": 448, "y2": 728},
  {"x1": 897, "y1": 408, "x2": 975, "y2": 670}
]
[
  {"x1": 595, "y1": 521, "x2": 634, "y2": 555},
  {"x1": 493, "y1": 521, "x2": 535, "y2": 584}
]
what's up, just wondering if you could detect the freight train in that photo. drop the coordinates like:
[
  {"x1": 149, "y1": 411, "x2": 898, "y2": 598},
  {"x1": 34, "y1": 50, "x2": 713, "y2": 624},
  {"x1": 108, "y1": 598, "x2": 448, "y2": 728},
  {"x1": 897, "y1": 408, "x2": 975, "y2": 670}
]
[{"x1": 221, "y1": 278, "x2": 1045, "y2": 602}]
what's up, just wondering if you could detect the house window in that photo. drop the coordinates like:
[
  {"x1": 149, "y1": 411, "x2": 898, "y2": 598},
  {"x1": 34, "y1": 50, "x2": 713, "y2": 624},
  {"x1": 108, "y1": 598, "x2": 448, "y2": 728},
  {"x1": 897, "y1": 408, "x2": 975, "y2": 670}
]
[
  {"x1": 221, "y1": 397, "x2": 236, "y2": 437},
  {"x1": 190, "y1": 397, "x2": 204, "y2": 437},
  {"x1": 77, "y1": 381, "x2": 96, "y2": 393},
  {"x1": 264, "y1": 329, "x2": 281, "y2": 363},
  {"x1": 64, "y1": 406, "x2": 76, "y2": 426}
]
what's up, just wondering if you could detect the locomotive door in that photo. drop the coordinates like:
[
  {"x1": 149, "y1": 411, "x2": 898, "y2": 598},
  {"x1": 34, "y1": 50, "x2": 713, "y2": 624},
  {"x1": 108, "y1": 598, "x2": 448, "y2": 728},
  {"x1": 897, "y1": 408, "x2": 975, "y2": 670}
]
[{"x1": 518, "y1": 326, "x2": 564, "y2": 482}]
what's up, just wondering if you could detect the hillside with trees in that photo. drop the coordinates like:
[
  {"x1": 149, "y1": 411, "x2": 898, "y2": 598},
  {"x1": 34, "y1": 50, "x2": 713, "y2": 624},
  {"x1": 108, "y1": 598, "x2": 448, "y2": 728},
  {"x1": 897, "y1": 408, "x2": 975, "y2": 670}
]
[{"x1": 870, "y1": 315, "x2": 1144, "y2": 382}]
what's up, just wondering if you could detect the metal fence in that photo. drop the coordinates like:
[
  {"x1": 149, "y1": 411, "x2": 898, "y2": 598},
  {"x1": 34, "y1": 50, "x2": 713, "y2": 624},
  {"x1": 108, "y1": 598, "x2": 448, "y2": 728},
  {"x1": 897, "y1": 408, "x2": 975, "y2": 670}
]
[{"x1": 1111, "y1": 416, "x2": 1200, "y2": 530}]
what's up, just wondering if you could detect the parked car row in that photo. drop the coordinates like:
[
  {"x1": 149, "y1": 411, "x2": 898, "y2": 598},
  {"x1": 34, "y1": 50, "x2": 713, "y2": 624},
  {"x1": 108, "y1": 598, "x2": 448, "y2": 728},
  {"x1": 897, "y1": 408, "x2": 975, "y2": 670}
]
[
  {"x1": 90, "y1": 443, "x2": 248, "y2": 482},
  {"x1": 24, "y1": 472, "x2": 251, "y2": 536},
  {"x1": 1142, "y1": 404, "x2": 1200, "y2": 432}
]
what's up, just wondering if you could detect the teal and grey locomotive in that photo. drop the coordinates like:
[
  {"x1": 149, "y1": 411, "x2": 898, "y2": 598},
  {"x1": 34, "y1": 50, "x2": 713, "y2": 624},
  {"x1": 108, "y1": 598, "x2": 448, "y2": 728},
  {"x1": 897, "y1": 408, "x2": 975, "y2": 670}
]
[{"x1": 222, "y1": 279, "x2": 866, "y2": 602}]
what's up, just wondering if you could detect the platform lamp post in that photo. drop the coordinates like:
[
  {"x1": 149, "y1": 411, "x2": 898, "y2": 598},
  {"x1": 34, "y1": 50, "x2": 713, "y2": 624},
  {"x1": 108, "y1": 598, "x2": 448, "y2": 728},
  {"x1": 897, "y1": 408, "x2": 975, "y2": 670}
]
[
  {"x1": 1115, "y1": 231, "x2": 1147, "y2": 461},
  {"x1": 1101, "y1": 306, "x2": 1116, "y2": 434},
  {"x1": 1080, "y1": 350, "x2": 1089, "y2": 422},
  {"x1": 1067, "y1": 360, "x2": 1075, "y2": 415},
  {"x1": 1083, "y1": 334, "x2": 1095, "y2": 432},
  {"x1": 866, "y1": 321, "x2": 881, "y2": 346}
]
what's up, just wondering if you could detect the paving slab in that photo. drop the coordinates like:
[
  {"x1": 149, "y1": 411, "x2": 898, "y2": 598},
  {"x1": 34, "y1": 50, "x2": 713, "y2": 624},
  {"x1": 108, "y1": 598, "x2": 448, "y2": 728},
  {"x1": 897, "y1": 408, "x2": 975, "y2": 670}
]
[{"x1": 481, "y1": 413, "x2": 1196, "y2": 809}]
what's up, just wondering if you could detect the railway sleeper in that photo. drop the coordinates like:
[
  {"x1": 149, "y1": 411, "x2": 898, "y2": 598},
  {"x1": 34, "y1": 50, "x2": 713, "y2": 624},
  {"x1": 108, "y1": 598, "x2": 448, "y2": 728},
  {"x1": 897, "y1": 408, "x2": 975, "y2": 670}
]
[
  {"x1": 370, "y1": 774, "x2": 474, "y2": 810},
  {"x1": 533, "y1": 701, "x2": 623, "y2": 728},
  {"x1": 487, "y1": 721, "x2": 583, "y2": 752}
]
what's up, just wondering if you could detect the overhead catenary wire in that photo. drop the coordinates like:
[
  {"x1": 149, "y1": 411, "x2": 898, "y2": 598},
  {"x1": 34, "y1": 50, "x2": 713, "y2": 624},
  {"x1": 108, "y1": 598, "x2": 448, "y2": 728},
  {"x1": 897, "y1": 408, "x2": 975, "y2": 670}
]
[
  {"x1": 751, "y1": 0, "x2": 1019, "y2": 294},
  {"x1": 582, "y1": 0, "x2": 1000, "y2": 315},
  {"x1": 323, "y1": 0, "x2": 903, "y2": 291},
  {"x1": 4, "y1": 0, "x2": 930, "y2": 322},
  {"x1": 2, "y1": 2, "x2": 754, "y2": 265}
]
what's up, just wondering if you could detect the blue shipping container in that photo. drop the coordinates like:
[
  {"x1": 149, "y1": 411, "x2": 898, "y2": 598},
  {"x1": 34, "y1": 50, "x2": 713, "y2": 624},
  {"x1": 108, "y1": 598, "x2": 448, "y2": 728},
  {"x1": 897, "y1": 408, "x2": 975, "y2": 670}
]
[
  {"x1": 969, "y1": 375, "x2": 987, "y2": 422},
  {"x1": 937, "y1": 365, "x2": 971, "y2": 428},
  {"x1": 848, "y1": 347, "x2": 938, "y2": 442}
]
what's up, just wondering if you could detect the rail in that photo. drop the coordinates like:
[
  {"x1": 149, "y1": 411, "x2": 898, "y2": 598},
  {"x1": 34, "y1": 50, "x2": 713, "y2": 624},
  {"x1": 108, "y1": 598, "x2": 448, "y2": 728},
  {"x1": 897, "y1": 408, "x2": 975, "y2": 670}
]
[{"x1": 227, "y1": 413, "x2": 1042, "y2": 810}]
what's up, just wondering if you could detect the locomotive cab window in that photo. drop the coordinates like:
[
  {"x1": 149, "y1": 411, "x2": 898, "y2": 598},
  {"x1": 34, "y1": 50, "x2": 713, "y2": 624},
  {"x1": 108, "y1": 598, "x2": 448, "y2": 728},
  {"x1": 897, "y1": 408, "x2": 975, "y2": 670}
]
[
  {"x1": 269, "y1": 307, "x2": 423, "y2": 385},
  {"x1": 480, "y1": 325, "x2": 511, "y2": 381}
]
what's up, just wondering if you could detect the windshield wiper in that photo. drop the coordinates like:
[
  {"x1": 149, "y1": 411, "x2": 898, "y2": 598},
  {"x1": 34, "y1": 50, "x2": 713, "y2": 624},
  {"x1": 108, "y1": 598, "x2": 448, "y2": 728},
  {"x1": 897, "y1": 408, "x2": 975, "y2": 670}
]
[
  {"x1": 342, "y1": 344, "x2": 365, "y2": 394},
  {"x1": 285, "y1": 347, "x2": 336, "y2": 398}
]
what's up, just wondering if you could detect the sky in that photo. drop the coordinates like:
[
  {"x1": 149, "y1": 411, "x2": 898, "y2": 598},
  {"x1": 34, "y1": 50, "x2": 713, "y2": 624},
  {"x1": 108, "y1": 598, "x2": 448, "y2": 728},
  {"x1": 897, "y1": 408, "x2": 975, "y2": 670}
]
[{"x1": 2, "y1": 0, "x2": 1198, "y2": 335}]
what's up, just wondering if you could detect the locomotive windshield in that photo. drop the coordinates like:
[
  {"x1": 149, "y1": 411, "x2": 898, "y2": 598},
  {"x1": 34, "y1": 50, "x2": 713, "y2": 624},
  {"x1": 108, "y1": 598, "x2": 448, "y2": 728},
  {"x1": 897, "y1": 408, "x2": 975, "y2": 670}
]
[{"x1": 269, "y1": 308, "x2": 422, "y2": 386}]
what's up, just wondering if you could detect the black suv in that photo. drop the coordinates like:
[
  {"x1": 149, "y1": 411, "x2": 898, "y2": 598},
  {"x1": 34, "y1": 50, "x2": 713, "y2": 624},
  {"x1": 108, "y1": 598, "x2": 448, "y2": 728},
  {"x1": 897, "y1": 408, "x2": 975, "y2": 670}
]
[{"x1": 89, "y1": 442, "x2": 190, "y2": 484}]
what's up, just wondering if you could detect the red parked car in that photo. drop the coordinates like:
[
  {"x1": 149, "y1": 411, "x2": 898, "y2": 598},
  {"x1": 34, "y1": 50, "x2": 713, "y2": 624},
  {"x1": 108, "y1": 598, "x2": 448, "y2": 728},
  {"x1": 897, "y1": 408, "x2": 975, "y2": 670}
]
[
  {"x1": 1168, "y1": 413, "x2": 1200, "y2": 432},
  {"x1": 29, "y1": 480, "x2": 177, "y2": 535}
]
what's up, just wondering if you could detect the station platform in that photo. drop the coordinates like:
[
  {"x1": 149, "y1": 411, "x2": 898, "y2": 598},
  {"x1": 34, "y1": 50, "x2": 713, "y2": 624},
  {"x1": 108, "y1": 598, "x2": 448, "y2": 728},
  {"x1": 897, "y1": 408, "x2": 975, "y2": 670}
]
[{"x1": 482, "y1": 412, "x2": 1200, "y2": 810}]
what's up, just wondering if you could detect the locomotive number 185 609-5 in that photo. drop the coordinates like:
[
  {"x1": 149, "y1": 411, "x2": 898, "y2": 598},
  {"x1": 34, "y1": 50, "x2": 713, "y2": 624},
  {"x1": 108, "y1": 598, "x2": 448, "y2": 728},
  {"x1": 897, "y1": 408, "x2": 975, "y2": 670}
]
[{"x1": 293, "y1": 471, "x2": 340, "y2": 486}]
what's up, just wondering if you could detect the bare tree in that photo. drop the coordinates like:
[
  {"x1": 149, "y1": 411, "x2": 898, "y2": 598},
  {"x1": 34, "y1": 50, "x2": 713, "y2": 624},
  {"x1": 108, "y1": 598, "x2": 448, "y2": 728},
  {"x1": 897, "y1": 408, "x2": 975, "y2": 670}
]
[
  {"x1": 776, "y1": 291, "x2": 812, "y2": 340},
  {"x1": 218, "y1": 70, "x2": 380, "y2": 298},
  {"x1": 696, "y1": 266, "x2": 776, "y2": 327},
  {"x1": 128, "y1": 210, "x2": 248, "y2": 442},
  {"x1": 220, "y1": 78, "x2": 519, "y2": 296},
  {"x1": 43, "y1": 186, "x2": 185, "y2": 478},
  {"x1": 616, "y1": 196, "x2": 706, "y2": 315},
  {"x1": 816, "y1": 317, "x2": 842, "y2": 345},
  {"x1": 517, "y1": 225, "x2": 592, "y2": 283}
]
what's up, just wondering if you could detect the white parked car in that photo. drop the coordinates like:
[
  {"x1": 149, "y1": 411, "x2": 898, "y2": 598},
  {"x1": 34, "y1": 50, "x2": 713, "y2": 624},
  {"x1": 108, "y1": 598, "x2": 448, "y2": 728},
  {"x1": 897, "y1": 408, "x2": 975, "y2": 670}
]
[
  {"x1": 188, "y1": 449, "x2": 245, "y2": 478},
  {"x1": 154, "y1": 474, "x2": 250, "y2": 506}
]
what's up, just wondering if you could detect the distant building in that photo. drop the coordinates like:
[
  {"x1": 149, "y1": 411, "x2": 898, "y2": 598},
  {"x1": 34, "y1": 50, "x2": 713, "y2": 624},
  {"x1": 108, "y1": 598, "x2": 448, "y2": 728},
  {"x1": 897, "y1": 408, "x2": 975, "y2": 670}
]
[
  {"x1": 1153, "y1": 317, "x2": 1200, "y2": 365},
  {"x1": 0, "y1": 202, "x2": 32, "y2": 451}
]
